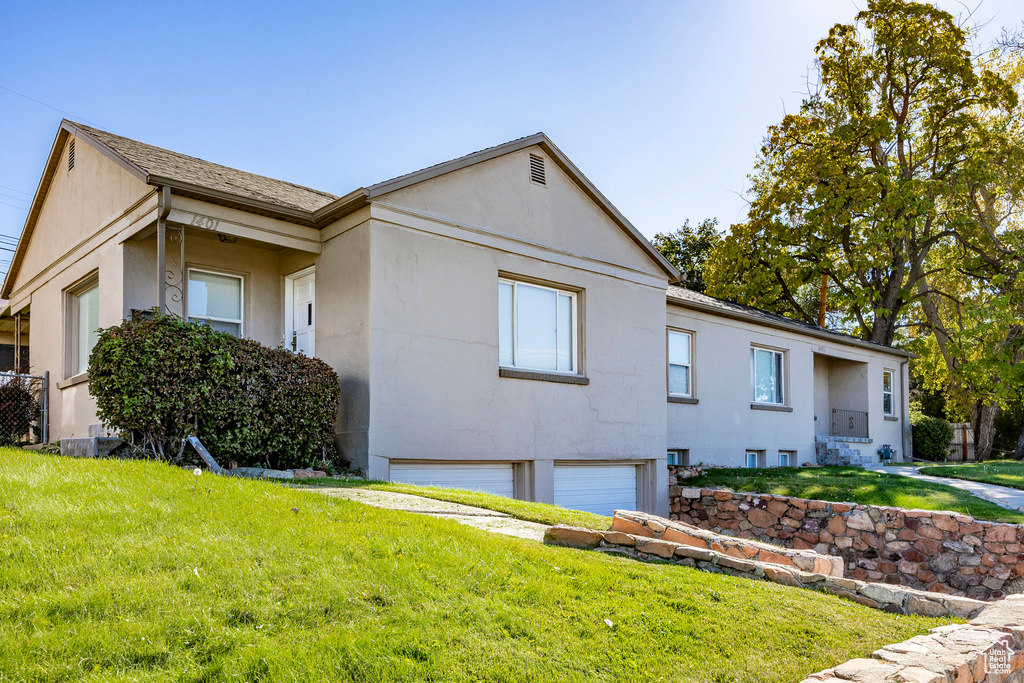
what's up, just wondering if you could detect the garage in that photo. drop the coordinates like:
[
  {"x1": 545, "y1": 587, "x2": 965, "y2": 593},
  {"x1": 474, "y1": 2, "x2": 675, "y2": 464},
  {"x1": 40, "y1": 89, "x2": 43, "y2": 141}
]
[
  {"x1": 389, "y1": 462, "x2": 515, "y2": 498},
  {"x1": 553, "y1": 463, "x2": 638, "y2": 516}
]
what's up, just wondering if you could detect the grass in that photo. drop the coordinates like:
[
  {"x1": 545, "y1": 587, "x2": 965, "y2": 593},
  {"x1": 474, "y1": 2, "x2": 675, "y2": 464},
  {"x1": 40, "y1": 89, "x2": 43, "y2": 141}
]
[
  {"x1": 685, "y1": 466, "x2": 1024, "y2": 524},
  {"x1": 920, "y1": 461, "x2": 1024, "y2": 492},
  {"x1": 290, "y1": 477, "x2": 612, "y2": 529},
  {"x1": 0, "y1": 450, "x2": 951, "y2": 682}
]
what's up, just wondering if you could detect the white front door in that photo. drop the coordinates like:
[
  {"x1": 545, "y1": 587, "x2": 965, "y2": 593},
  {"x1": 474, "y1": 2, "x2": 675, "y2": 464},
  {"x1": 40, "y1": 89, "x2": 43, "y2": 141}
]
[{"x1": 290, "y1": 271, "x2": 315, "y2": 356}]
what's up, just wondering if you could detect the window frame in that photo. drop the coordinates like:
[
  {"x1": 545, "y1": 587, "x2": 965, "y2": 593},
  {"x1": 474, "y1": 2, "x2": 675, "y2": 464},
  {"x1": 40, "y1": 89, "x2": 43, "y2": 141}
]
[
  {"x1": 779, "y1": 451, "x2": 795, "y2": 467},
  {"x1": 498, "y1": 276, "x2": 580, "y2": 376},
  {"x1": 64, "y1": 272, "x2": 100, "y2": 379},
  {"x1": 667, "y1": 449, "x2": 689, "y2": 467},
  {"x1": 750, "y1": 345, "x2": 786, "y2": 406},
  {"x1": 882, "y1": 369, "x2": 895, "y2": 416},
  {"x1": 745, "y1": 450, "x2": 766, "y2": 468},
  {"x1": 667, "y1": 328, "x2": 694, "y2": 398},
  {"x1": 187, "y1": 267, "x2": 245, "y2": 337}
]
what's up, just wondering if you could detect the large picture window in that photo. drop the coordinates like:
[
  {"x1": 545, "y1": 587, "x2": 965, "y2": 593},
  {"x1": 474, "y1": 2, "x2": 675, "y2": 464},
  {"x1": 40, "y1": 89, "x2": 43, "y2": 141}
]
[
  {"x1": 750, "y1": 346, "x2": 784, "y2": 405},
  {"x1": 883, "y1": 369, "x2": 895, "y2": 416},
  {"x1": 498, "y1": 278, "x2": 577, "y2": 373},
  {"x1": 66, "y1": 276, "x2": 99, "y2": 377},
  {"x1": 668, "y1": 330, "x2": 692, "y2": 397},
  {"x1": 188, "y1": 269, "x2": 243, "y2": 337}
]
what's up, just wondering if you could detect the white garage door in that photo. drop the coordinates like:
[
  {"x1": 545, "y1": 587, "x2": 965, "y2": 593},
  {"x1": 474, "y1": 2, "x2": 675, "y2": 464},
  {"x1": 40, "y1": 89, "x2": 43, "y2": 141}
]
[
  {"x1": 389, "y1": 462, "x2": 515, "y2": 498},
  {"x1": 554, "y1": 464, "x2": 637, "y2": 516}
]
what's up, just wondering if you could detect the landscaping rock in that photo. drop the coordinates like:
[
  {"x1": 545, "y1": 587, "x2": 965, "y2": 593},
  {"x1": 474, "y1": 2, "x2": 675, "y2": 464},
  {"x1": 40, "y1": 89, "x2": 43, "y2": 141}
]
[
  {"x1": 292, "y1": 469, "x2": 328, "y2": 479},
  {"x1": 543, "y1": 526, "x2": 602, "y2": 549}
]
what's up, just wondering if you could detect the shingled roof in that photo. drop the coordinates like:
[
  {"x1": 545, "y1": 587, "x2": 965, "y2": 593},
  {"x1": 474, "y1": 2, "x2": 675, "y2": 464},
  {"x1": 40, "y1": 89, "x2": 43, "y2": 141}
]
[
  {"x1": 666, "y1": 284, "x2": 914, "y2": 357},
  {"x1": 68, "y1": 122, "x2": 338, "y2": 213}
]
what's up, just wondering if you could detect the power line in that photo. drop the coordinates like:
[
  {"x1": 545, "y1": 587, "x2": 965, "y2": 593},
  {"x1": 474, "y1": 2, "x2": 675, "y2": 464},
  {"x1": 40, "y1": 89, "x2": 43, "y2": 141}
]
[
  {"x1": 0, "y1": 84, "x2": 99, "y2": 126},
  {"x1": 0, "y1": 200, "x2": 28, "y2": 211},
  {"x1": 0, "y1": 190, "x2": 29, "y2": 204},
  {"x1": 0, "y1": 184, "x2": 31, "y2": 197}
]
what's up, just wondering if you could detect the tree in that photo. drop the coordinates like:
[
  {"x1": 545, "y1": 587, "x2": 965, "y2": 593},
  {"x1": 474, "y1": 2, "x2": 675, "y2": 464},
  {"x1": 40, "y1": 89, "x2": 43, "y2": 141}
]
[
  {"x1": 705, "y1": 0, "x2": 1018, "y2": 347},
  {"x1": 651, "y1": 218, "x2": 721, "y2": 292}
]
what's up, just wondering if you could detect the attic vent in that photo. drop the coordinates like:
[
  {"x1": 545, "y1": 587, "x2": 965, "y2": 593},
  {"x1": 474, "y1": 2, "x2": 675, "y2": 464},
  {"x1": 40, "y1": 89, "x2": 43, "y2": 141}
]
[
  {"x1": 68, "y1": 140, "x2": 75, "y2": 171},
  {"x1": 529, "y1": 153, "x2": 546, "y2": 185}
]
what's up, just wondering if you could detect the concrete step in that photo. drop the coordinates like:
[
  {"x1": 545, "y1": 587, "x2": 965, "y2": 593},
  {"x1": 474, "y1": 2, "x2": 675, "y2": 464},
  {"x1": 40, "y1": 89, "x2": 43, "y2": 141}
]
[{"x1": 61, "y1": 436, "x2": 123, "y2": 458}]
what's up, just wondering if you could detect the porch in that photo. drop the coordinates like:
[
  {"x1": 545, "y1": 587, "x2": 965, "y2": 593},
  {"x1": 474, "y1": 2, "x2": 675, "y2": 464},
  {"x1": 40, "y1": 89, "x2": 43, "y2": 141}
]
[{"x1": 813, "y1": 353, "x2": 873, "y2": 465}]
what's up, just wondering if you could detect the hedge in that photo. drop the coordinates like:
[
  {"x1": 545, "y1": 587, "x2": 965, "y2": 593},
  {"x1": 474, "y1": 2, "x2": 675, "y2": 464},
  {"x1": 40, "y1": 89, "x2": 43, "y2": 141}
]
[
  {"x1": 88, "y1": 312, "x2": 340, "y2": 470},
  {"x1": 911, "y1": 414, "x2": 954, "y2": 461}
]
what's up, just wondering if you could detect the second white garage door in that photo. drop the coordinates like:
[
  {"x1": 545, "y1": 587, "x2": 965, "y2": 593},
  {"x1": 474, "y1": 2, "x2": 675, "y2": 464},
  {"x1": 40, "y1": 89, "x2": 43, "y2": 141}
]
[
  {"x1": 553, "y1": 464, "x2": 637, "y2": 516},
  {"x1": 389, "y1": 462, "x2": 515, "y2": 498}
]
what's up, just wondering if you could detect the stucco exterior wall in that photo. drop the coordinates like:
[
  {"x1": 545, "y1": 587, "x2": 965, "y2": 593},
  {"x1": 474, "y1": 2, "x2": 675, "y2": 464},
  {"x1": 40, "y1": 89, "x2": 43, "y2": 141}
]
[{"x1": 666, "y1": 304, "x2": 907, "y2": 467}]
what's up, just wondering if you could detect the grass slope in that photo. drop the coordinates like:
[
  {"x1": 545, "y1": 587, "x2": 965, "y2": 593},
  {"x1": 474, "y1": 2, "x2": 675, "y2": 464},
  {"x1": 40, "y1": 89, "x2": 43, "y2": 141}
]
[
  {"x1": 290, "y1": 477, "x2": 612, "y2": 529},
  {"x1": 0, "y1": 451, "x2": 948, "y2": 682},
  {"x1": 686, "y1": 466, "x2": 1024, "y2": 524},
  {"x1": 921, "y1": 461, "x2": 1024, "y2": 492}
]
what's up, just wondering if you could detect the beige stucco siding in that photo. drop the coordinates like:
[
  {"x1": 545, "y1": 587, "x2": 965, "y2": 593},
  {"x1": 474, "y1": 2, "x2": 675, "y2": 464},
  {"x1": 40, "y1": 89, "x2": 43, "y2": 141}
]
[
  {"x1": 666, "y1": 303, "x2": 907, "y2": 467},
  {"x1": 11, "y1": 137, "x2": 150, "y2": 295},
  {"x1": 364, "y1": 219, "x2": 668, "y2": 511},
  {"x1": 379, "y1": 146, "x2": 658, "y2": 276}
]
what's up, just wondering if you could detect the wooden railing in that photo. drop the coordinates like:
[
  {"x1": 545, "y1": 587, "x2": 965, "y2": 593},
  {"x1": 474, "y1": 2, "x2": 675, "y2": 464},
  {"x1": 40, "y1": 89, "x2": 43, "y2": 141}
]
[{"x1": 831, "y1": 408, "x2": 868, "y2": 439}]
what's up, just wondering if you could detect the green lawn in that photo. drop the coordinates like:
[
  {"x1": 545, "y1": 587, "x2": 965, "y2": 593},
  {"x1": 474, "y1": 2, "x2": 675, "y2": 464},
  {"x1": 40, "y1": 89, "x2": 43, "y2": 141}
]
[
  {"x1": 685, "y1": 466, "x2": 1024, "y2": 524},
  {"x1": 290, "y1": 477, "x2": 612, "y2": 529},
  {"x1": 920, "y1": 461, "x2": 1024, "y2": 492},
  {"x1": 0, "y1": 451, "x2": 950, "y2": 682}
]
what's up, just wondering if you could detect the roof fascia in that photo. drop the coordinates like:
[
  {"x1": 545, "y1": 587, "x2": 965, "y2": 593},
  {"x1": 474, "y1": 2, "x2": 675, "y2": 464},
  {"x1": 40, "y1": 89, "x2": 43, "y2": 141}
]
[
  {"x1": 311, "y1": 188, "x2": 370, "y2": 225},
  {"x1": 666, "y1": 293, "x2": 917, "y2": 359},
  {"x1": 147, "y1": 175, "x2": 317, "y2": 226},
  {"x1": 61, "y1": 120, "x2": 150, "y2": 181}
]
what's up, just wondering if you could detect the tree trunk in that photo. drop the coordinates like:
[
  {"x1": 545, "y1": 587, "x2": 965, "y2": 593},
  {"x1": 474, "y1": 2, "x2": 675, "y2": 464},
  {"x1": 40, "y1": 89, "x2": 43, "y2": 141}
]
[
  {"x1": 1015, "y1": 416, "x2": 1024, "y2": 460},
  {"x1": 971, "y1": 401, "x2": 999, "y2": 461}
]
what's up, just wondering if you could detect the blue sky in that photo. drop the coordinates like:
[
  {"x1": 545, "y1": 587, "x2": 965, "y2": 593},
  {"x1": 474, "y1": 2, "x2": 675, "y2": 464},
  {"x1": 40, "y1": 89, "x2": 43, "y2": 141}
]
[{"x1": 0, "y1": 1, "x2": 1018, "y2": 279}]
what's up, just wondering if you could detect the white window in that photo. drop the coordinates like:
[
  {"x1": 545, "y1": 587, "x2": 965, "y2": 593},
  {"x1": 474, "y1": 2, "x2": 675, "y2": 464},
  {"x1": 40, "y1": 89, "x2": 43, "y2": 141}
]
[
  {"x1": 751, "y1": 346, "x2": 784, "y2": 404},
  {"x1": 498, "y1": 278, "x2": 577, "y2": 373},
  {"x1": 883, "y1": 370, "x2": 895, "y2": 416},
  {"x1": 67, "y1": 277, "x2": 99, "y2": 377},
  {"x1": 668, "y1": 330, "x2": 693, "y2": 396},
  {"x1": 667, "y1": 449, "x2": 689, "y2": 466},
  {"x1": 779, "y1": 451, "x2": 795, "y2": 467},
  {"x1": 188, "y1": 269, "x2": 243, "y2": 337}
]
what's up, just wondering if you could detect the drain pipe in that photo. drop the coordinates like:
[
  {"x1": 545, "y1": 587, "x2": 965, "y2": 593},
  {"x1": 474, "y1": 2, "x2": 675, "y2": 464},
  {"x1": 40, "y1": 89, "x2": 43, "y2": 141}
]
[
  {"x1": 900, "y1": 358, "x2": 911, "y2": 463},
  {"x1": 156, "y1": 186, "x2": 171, "y2": 313}
]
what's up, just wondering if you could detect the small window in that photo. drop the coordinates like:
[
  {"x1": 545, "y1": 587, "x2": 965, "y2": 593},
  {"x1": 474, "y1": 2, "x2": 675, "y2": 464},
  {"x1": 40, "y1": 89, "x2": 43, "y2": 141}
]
[
  {"x1": 498, "y1": 278, "x2": 577, "y2": 373},
  {"x1": 779, "y1": 451, "x2": 795, "y2": 467},
  {"x1": 746, "y1": 450, "x2": 766, "y2": 468},
  {"x1": 667, "y1": 449, "x2": 689, "y2": 466},
  {"x1": 188, "y1": 269, "x2": 243, "y2": 336},
  {"x1": 66, "y1": 276, "x2": 99, "y2": 377},
  {"x1": 751, "y1": 346, "x2": 784, "y2": 405},
  {"x1": 883, "y1": 370, "x2": 894, "y2": 416},
  {"x1": 668, "y1": 330, "x2": 693, "y2": 397}
]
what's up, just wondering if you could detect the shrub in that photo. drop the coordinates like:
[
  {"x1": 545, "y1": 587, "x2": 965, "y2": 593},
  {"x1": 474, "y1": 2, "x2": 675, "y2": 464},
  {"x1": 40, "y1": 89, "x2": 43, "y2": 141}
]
[
  {"x1": 0, "y1": 376, "x2": 38, "y2": 445},
  {"x1": 88, "y1": 312, "x2": 340, "y2": 469},
  {"x1": 912, "y1": 414, "x2": 954, "y2": 461}
]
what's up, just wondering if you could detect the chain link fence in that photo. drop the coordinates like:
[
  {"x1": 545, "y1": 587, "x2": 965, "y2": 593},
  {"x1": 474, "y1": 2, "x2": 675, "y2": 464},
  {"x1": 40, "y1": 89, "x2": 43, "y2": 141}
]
[{"x1": 0, "y1": 371, "x2": 48, "y2": 446}]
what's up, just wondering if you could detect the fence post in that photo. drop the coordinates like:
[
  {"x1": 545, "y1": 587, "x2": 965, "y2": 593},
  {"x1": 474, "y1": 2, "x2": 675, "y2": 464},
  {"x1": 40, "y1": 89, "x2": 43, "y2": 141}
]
[{"x1": 42, "y1": 370, "x2": 49, "y2": 444}]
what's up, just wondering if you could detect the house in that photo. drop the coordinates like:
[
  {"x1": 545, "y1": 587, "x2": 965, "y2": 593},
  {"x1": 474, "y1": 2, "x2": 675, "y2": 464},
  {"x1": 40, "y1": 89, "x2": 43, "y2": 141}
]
[{"x1": 1, "y1": 120, "x2": 911, "y2": 516}]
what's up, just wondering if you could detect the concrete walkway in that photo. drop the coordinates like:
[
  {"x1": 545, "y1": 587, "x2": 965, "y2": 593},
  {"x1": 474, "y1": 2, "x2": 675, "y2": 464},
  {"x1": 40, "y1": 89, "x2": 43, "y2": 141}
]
[
  {"x1": 309, "y1": 487, "x2": 548, "y2": 542},
  {"x1": 865, "y1": 463, "x2": 1024, "y2": 511}
]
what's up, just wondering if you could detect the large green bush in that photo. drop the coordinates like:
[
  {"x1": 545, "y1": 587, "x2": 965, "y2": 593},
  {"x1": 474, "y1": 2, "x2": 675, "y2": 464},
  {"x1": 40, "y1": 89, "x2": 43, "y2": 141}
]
[
  {"x1": 911, "y1": 415, "x2": 954, "y2": 461},
  {"x1": 89, "y1": 312, "x2": 340, "y2": 469}
]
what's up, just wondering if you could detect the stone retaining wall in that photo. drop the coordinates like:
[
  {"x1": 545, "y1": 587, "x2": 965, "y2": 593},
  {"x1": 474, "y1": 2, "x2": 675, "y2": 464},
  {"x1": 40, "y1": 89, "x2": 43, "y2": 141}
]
[
  {"x1": 670, "y1": 487, "x2": 1024, "y2": 601},
  {"x1": 803, "y1": 595, "x2": 1024, "y2": 683}
]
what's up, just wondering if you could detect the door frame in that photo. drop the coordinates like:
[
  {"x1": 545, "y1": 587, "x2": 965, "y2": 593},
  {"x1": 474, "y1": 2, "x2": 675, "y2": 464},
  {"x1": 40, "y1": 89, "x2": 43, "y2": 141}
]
[{"x1": 283, "y1": 266, "x2": 315, "y2": 352}]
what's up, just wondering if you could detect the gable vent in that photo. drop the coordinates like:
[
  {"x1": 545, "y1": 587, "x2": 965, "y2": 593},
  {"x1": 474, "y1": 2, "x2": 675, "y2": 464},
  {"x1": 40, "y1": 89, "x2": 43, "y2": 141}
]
[
  {"x1": 529, "y1": 153, "x2": 546, "y2": 185},
  {"x1": 68, "y1": 140, "x2": 75, "y2": 171}
]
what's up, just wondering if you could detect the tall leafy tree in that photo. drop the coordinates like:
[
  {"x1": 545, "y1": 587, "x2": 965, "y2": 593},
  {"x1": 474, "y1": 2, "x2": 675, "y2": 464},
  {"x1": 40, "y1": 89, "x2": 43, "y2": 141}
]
[
  {"x1": 705, "y1": 0, "x2": 1018, "y2": 346},
  {"x1": 651, "y1": 218, "x2": 721, "y2": 292}
]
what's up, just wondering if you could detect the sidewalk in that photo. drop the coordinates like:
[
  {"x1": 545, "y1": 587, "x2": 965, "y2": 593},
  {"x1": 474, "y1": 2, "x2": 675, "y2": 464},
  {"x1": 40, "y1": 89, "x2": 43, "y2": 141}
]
[
  {"x1": 865, "y1": 463, "x2": 1024, "y2": 511},
  {"x1": 308, "y1": 487, "x2": 548, "y2": 541}
]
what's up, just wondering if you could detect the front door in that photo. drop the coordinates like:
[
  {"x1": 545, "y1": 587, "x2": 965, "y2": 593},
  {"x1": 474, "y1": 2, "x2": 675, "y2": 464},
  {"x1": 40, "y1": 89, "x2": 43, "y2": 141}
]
[{"x1": 291, "y1": 271, "x2": 315, "y2": 356}]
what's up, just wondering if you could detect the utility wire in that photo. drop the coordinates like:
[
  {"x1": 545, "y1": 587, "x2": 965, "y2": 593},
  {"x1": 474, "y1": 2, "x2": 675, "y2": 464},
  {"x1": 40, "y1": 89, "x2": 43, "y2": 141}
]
[
  {"x1": 0, "y1": 84, "x2": 99, "y2": 126},
  {"x1": 0, "y1": 184, "x2": 31, "y2": 197},
  {"x1": 0, "y1": 200, "x2": 28, "y2": 211}
]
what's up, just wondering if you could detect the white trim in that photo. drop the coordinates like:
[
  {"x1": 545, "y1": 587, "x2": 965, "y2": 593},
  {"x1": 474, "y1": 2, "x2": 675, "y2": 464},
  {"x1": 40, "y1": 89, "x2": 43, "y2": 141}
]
[
  {"x1": 498, "y1": 277, "x2": 579, "y2": 375},
  {"x1": 64, "y1": 272, "x2": 99, "y2": 379},
  {"x1": 667, "y1": 329, "x2": 693, "y2": 398},
  {"x1": 882, "y1": 368, "x2": 895, "y2": 416},
  {"x1": 750, "y1": 345, "x2": 785, "y2": 405},
  {"x1": 284, "y1": 266, "x2": 316, "y2": 348},
  {"x1": 187, "y1": 267, "x2": 244, "y2": 336}
]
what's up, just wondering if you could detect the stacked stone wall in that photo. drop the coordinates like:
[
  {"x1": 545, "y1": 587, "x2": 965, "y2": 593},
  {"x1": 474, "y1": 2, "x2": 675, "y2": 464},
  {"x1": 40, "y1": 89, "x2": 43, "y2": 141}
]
[{"x1": 670, "y1": 487, "x2": 1024, "y2": 601}]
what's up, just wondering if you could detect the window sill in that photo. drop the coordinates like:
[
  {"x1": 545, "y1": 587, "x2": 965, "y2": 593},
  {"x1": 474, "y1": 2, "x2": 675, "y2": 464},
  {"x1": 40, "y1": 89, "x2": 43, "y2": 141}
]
[
  {"x1": 498, "y1": 367, "x2": 589, "y2": 385},
  {"x1": 750, "y1": 403, "x2": 793, "y2": 413},
  {"x1": 668, "y1": 396, "x2": 699, "y2": 405},
  {"x1": 884, "y1": 415, "x2": 899, "y2": 421},
  {"x1": 58, "y1": 372, "x2": 89, "y2": 390}
]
